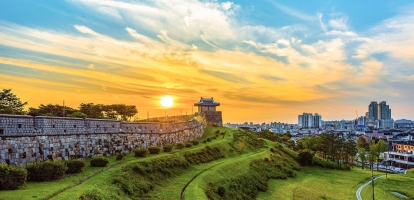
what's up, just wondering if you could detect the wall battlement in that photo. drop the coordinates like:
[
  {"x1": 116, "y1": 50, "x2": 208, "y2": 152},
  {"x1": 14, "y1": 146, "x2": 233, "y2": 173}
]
[{"x1": 0, "y1": 114, "x2": 206, "y2": 166}]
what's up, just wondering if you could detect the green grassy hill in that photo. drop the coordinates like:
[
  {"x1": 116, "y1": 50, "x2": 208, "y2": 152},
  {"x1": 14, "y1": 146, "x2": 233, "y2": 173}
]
[{"x1": 1, "y1": 127, "x2": 413, "y2": 200}]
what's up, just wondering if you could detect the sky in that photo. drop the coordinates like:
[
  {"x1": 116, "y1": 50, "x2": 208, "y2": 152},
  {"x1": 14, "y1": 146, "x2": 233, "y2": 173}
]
[{"x1": 1, "y1": 0, "x2": 414, "y2": 124}]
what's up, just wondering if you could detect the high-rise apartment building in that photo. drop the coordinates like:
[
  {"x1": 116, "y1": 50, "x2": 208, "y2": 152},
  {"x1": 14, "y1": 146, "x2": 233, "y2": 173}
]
[
  {"x1": 368, "y1": 101, "x2": 378, "y2": 120},
  {"x1": 367, "y1": 101, "x2": 393, "y2": 129},
  {"x1": 298, "y1": 113, "x2": 321, "y2": 128}
]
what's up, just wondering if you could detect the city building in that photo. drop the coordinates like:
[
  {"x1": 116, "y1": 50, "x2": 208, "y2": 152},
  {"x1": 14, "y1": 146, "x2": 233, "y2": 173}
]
[
  {"x1": 386, "y1": 141, "x2": 414, "y2": 169},
  {"x1": 298, "y1": 113, "x2": 322, "y2": 128}
]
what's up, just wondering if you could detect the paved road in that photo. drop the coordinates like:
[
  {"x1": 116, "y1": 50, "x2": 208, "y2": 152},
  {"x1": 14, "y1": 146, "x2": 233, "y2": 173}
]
[{"x1": 356, "y1": 175, "x2": 384, "y2": 200}]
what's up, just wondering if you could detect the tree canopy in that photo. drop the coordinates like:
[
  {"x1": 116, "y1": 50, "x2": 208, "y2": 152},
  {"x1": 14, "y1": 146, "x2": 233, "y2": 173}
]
[{"x1": 0, "y1": 89, "x2": 28, "y2": 114}]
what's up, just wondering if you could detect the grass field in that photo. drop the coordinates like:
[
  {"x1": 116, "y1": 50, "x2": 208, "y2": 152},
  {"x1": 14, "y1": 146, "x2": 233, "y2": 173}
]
[
  {"x1": 256, "y1": 167, "x2": 383, "y2": 200},
  {"x1": 360, "y1": 170, "x2": 414, "y2": 200}
]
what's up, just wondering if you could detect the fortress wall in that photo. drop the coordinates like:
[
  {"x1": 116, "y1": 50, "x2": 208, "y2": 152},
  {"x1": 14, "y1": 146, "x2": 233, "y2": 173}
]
[{"x1": 0, "y1": 114, "x2": 206, "y2": 166}]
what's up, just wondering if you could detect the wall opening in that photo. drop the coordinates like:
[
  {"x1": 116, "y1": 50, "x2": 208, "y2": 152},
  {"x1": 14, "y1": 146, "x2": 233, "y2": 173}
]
[
  {"x1": 97, "y1": 125, "x2": 99, "y2": 128},
  {"x1": 64, "y1": 129, "x2": 66, "y2": 133},
  {"x1": 53, "y1": 125, "x2": 55, "y2": 128},
  {"x1": 112, "y1": 125, "x2": 115, "y2": 128},
  {"x1": 0, "y1": 129, "x2": 3, "y2": 135},
  {"x1": 18, "y1": 124, "x2": 22, "y2": 128},
  {"x1": 74, "y1": 125, "x2": 77, "y2": 128}
]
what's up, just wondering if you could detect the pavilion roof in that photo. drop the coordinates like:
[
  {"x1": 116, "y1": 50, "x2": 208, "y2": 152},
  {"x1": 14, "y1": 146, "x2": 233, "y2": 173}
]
[{"x1": 194, "y1": 97, "x2": 220, "y2": 106}]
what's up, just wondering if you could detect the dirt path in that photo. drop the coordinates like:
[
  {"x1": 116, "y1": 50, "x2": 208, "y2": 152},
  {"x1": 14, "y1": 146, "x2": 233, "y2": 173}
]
[
  {"x1": 180, "y1": 163, "x2": 221, "y2": 200},
  {"x1": 45, "y1": 163, "x2": 119, "y2": 200}
]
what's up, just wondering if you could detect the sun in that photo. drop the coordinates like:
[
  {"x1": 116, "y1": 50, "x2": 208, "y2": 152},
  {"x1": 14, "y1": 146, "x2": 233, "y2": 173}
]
[{"x1": 160, "y1": 96, "x2": 174, "y2": 107}]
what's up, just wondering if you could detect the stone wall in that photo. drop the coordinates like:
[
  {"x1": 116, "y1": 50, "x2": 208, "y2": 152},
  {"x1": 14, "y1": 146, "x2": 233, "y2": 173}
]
[
  {"x1": 201, "y1": 111, "x2": 223, "y2": 126},
  {"x1": 0, "y1": 114, "x2": 206, "y2": 166}
]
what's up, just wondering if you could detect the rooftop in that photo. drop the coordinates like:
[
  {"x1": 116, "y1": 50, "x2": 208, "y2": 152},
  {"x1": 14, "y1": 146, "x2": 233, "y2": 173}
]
[{"x1": 194, "y1": 97, "x2": 220, "y2": 106}]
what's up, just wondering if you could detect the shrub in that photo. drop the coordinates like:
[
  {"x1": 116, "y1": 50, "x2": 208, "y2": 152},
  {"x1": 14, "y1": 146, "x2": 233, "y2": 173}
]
[
  {"x1": 66, "y1": 160, "x2": 86, "y2": 173},
  {"x1": 207, "y1": 138, "x2": 211, "y2": 142},
  {"x1": 191, "y1": 141, "x2": 199, "y2": 145},
  {"x1": 26, "y1": 161, "x2": 68, "y2": 182},
  {"x1": 218, "y1": 186, "x2": 226, "y2": 197},
  {"x1": 0, "y1": 164, "x2": 27, "y2": 190},
  {"x1": 135, "y1": 148, "x2": 149, "y2": 157},
  {"x1": 175, "y1": 143, "x2": 185, "y2": 149},
  {"x1": 78, "y1": 189, "x2": 105, "y2": 200},
  {"x1": 185, "y1": 143, "x2": 193, "y2": 148},
  {"x1": 148, "y1": 146, "x2": 161, "y2": 154},
  {"x1": 116, "y1": 154, "x2": 124, "y2": 160},
  {"x1": 90, "y1": 157, "x2": 109, "y2": 167},
  {"x1": 298, "y1": 150, "x2": 314, "y2": 166},
  {"x1": 203, "y1": 140, "x2": 207, "y2": 143},
  {"x1": 163, "y1": 145, "x2": 173, "y2": 152}
]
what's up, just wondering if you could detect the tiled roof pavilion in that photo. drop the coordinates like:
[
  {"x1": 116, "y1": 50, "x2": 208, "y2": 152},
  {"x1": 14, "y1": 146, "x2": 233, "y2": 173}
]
[{"x1": 194, "y1": 97, "x2": 220, "y2": 107}]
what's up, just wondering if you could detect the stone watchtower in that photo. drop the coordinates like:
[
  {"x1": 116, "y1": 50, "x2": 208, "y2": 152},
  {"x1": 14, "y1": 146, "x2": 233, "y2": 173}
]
[{"x1": 194, "y1": 97, "x2": 223, "y2": 126}]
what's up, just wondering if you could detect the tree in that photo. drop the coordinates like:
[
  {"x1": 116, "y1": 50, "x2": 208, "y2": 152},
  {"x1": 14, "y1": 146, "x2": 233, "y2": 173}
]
[
  {"x1": 79, "y1": 103, "x2": 104, "y2": 118},
  {"x1": 66, "y1": 111, "x2": 87, "y2": 118},
  {"x1": 298, "y1": 149, "x2": 314, "y2": 166},
  {"x1": 0, "y1": 89, "x2": 27, "y2": 114},
  {"x1": 286, "y1": 140, "x2": 296, "y2": 150},
  {"x1": 372, "y1": 139, "x2": 388, "y2": 170},
  {"x1": 356, "y1": 136, "x2": 368, "y2": 149},
  {"x1": 358, "y1": 148, "x2": 367, "y2": 170},
  {"x1": 28, "y1": 104, "x2": 76, "y2": 117}
]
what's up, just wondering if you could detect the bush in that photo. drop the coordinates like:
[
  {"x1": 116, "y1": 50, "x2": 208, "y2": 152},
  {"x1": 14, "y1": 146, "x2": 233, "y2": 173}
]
[
  {"x1": 207, "y1": 138, "x2": 211, "y2": 142},
  {"x1": 203, "y1": 140, "x2": 207, "y2": 143},
  {"x1": 175, "y1": 143, "x2": 185, "y2": 149},
  {"x1": 78, "y1": 189, "x2": 105, "y2": 200},
  {"x1": 191, "y1": 141, "x2": 199, "y2": 145},
  {"x1": 66, "y1": 160, "x2": 86, "y2": 173},
  {"x1": 298, "y1": 150, "x2": 314, "y2": 166},
  {"x1": 0, "y1": 164, "x2": 27, "y2": 190},
  {"x1": 218, "y1": 186, "x2": 226, "y2": 197},
  {"x1": 163, "y1": 145, "x2": 173, "y2": 152},
  {"x1": 135, "y1": 148, "x2": 149, "y2": 157},
  {"x1": 90, "y1": 157, "x2": 109, "y2": 167},
  {"x1": 116, "y1": 154, "x2": 124, "y2": 160},
  {"x1": 148, "y1": 146, "x2": 161, "y2": 154},
  {"x1": 185, "y1": 143, "x2": 193, "y2": 148},
  {"x1": 26, "y1": 161, "x2": 68, "y2": 182}
]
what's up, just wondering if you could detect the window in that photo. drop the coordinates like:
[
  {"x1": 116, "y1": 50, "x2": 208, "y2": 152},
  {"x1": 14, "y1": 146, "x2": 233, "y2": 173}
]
[
  {"x1": 52, "y1": 125, "x2": 55, "y2": 128},
  {"x1": 0, "y1": 129, "x2": 3, "y2": 135},
  {"x1": 18, "y1": 124, "x2": 22, "y2": 128},
  {"x1": 64, "y1": 129, "x2": 66, "y2": 133},
  {"x1": 97, "y1": 125, "x2": 99, "y2": 128},
  {"x1": 74, "y1": 125, "x2": 77, "y2": 128}
]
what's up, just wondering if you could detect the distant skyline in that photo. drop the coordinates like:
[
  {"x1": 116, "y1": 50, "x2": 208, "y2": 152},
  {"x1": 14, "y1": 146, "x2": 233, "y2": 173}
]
[{"x1": 1, "y1": 0, "x2": 414, "y2": 124}]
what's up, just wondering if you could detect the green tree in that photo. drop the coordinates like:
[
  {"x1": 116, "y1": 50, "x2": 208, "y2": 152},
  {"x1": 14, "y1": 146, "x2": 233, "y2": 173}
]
[
  {"x1": 373, "y1": 139, "x2": 388, "y2": 170},
  {"x1": 298, "y1": 149, "x2": 314, "y2": 166},
  {"x1": 286, "y1": 140, "x2": 296, "y2": 150},
  {"x1": 79, "y1": 103, "x2": 105, "y2": 118},
  {"x1": 358, "y1": 148, "x2": 367, "y2": 170},
  {"x1": 0, "y1": 89, "x2": 27, "y2": 114},
  {"x1": 66, "y1": 111, "x2": 87, "y2": 118},
  {"x1": 28, "y1": 104, "x2": 77, "y2": 117},
  {"x1": 356, "y1": 136, "x2": 368, "y2": 149}
]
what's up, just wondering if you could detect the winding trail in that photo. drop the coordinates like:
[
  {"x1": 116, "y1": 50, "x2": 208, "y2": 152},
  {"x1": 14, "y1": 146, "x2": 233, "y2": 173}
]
[
  {"x1": 356, "y1": 175, "x2": 384, "y2": 200},
  {"x1": 180, "y1": 148, "x2": 269, "y2": 200},
  {"x1": 180, "y1": 163, "x2": 221, "y2": 200}
]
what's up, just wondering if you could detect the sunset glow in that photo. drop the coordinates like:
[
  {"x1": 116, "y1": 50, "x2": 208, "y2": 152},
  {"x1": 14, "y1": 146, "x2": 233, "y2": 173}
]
[
  {"x1": 160, "y1": 96, "x2": 174, "y2": 108},
  {"x1": 1, "y1": 1, "x2": 414, "y2": 123}
]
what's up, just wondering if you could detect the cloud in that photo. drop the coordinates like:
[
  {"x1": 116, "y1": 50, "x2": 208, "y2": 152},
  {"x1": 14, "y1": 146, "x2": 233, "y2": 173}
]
[
  {"x1": 87, "y1": 64, "x2": 94, "y2": 69},
  {"x1": 268, "y1": 1, "x2": 318, "y2": 21},
  {"x1": 199, "y1": 69, "x2": 249, "y2": 83}
]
